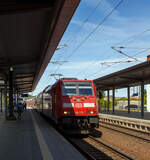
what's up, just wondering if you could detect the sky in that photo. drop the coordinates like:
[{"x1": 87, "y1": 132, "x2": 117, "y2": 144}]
[{"x1": 32, "y1": 0, "x2": 150, "y2": 97}]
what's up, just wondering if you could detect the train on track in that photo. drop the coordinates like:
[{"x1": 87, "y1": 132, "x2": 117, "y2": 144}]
[{"x1": 36, "y1": 78, "x2": 99, "y2": 134}]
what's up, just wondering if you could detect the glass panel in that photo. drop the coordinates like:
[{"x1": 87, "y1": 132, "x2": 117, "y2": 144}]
[
  {"x1": 78, "y1": 82, "x2": 93, "y2": 96},
  {"x1": 62, "y1": 81, "x2": 93, "y2": 96},
  {"x1": 43, "y1": 93, "x2": 51, "y2": 101},
  {"x1": 79, "y1": 88, "x2": 93, "y2": 96},
  {"x1": 78, "y1": 82, "x2": 92, "y2": 86},
  {"x1": 62, "y1": 82, "x2": 77, "y2": 96},
  {"x1": 62, "y1": 87, "x2": 76, "y2": 96}
]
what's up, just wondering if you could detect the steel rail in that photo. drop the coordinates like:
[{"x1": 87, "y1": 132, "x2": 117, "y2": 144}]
[
  {"x1": 88, "y1": 136, "x2": 137, "y2": 160},
  {"x1": 99, "y1": 123, "x2": 150, "y2": 143},
  {"x1": 68, "y1": 138, "x2": 97, "y2": 160}
]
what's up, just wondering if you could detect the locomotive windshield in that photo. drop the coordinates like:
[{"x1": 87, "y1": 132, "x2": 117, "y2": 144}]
[
  {"x1": 62, "y1": 81, "x2": 93, "y2": 96},
  {"x1": 62, "y1": 83, "x2": 76, "y2": 96}
]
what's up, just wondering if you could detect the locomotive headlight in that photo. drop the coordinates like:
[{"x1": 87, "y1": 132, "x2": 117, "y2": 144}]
[
  {"x1": 64, "y1": 111, "x2": 70, "y2": 115},
  {"x1": 84, "y1": 103, "x2": 95, "y2": 107},
  {"x1": 87, "y1": 110, "x2": 94, "y2": 114},
  {"x1": 81, "y1": 97, "x2": 84, "y2": 101},
  {"x1": 90, "y1": 111, "x2": 94, "y2": 114}
]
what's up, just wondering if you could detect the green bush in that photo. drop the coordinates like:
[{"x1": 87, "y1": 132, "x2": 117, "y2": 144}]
[{"x1": 98, "y1": 98, "x2": 117, "y2": 110}]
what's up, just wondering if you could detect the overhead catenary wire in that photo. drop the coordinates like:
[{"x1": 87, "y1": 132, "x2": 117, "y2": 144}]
[
  {"x1": 64, "y1": 0, "x2": 124, "y2": 61},
  {"x1": 50, "y1": 0, "x2": 105, "y2": 76},
  {"x1": 84, "y1": 57, "x2": 132, "y2": 78},
  {"x1": 34, "y1": 0, "x2": 125, "y2": 94},
  {"x1": 39, "y1": 2, "x2": 150, "y2": 90},
  {"x1": 60, "y1": 0, "x2": 124, "y2": 77},
  {"x1": 65, "y1": 0, "x2": 104, "y2": 45},
  {"x1": 42, "y1": 0, "x2": 150, "y2": 85},
  {"x1": 87, "y1": 62, "x2": 117, "y2": 78},
  {"x1": 52, "y1": 0, "x2": 104, "y2": 74},
  {"x1": 75, "y1": 29, "x2": 150, "y2": 78},
  {"x1": 112, "y1": 46, "x2": 150, "y2": 50},
  {"x1": 40, "y1": 44, "x2": 69, "y2": 89},
  {"x1": 99, "y1": 60, "x2": 134, "y2": 66},
  {"x1": 133, "y1": 48, "x2": 150, "y2": 57},
  {"x1": 86, "y1": 43, "x2": 150, "y2": 78},
  {"x1": 74, "y1": 23, "x2": 150, "y2": 78},
  {"x1": 115, "y1": 28, "x2": 150, "y2": 45},
  {"x1": 111, "y1": 47, "x2": 142, "y2": 62},
  {"x1": 84, "y1": 47, "x2": 149, "y2": 79}
]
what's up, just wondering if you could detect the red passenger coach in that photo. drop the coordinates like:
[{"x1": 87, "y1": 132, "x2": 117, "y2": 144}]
[
  {"x1": 38, "y1": 78, "x2": 99, "y2": 134},
  {"x1": 26, "y1": 98, "x2": 36, "y2": 109}
]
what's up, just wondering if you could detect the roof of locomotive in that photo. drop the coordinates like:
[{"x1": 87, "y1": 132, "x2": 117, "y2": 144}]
[{"x1": 60, "y1": 78, "x2": 93, "y2": 81}]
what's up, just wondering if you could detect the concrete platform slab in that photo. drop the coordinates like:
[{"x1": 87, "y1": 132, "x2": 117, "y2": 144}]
[
  {"x1": 99, "y1": 110, "x2": 150, "y2": 133},
  {"x1": 0, "y1": 110, "x2": 86, "y2": 160}
]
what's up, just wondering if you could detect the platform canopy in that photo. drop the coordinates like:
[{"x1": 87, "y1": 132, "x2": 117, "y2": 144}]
[
  {"x1": 0, "y1": 0, "x2": 80, "y2": 93},
  {"x1": 94, "y1": 61, "x2": 150, "y2": 91}
]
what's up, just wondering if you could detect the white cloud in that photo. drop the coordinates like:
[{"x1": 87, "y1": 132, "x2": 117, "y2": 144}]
[
  {"x1": 55, "y1": 57, "x2": 144, "y2": 71},
  {"x1": 69, "y1": 15, "x2": 150, "y2": 52}
]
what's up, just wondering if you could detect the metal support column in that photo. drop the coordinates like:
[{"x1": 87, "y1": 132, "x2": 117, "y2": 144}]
[
  {"x1": 127, "y1": 86, "x2": 130, "y2": 114},
  {"x1": 112, "y1": 88, "x2": 115, "y2": 113},
  {"x1": 104, "y1": 100, "x2": 106, "y2": 112},
  {"x1": 17, "y1": 92, "x2": 19, "y2": 105},
  {"x1": 14, "y1": 92, "x2": 16, "y2": 108},
  {"x1": 141, "y1": 82, "x2": 144, "y2": 118},
  {"x1": 8, "y1": 67, "x2": 16, "y2": 120},
  {"x1": 4, "y1": 79, "x2": 7, "y2": 120},
  {"x1": 0, "y1": 89, "x2": 2, "y2": 112},
  {"x1": 107, "y1": 90, "x2": 110, "y2": 112}
]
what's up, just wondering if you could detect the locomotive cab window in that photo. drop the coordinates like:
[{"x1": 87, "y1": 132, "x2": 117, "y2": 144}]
[
  {"x1": 62, "y1": 81, "x2": 93, "y2": 96},
  {"x1": 78, "y1": 86, "x2": 93, "y2": 96},
  {"x1": 78, "y1": 82, "x2": 93, "y2": 96},
  {"x1": 62, "y1": 82, "x2": 76, "y2": 96}
]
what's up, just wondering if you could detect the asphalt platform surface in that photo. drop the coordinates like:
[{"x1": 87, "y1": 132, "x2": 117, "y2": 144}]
[{"x1": 0, "y1": 110, "x2": 86, "y2": 160}]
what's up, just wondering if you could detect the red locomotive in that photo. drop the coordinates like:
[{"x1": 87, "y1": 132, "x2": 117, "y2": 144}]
[{"x1": 36, "y1": 78, "x2": 99, "y2": 134}]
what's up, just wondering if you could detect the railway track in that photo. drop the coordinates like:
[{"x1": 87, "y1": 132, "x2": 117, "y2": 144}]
[
  {"x1": 68, "y1": 136, "x2": 136, "y2": 160},
  {"x1": 99, "y1": 122, "x2": 150, "y2": 143}
]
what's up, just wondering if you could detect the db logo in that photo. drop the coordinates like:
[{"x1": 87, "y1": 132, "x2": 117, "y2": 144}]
[{"x1": 76, "y1": 103, "x2": 82, "y2": 108}]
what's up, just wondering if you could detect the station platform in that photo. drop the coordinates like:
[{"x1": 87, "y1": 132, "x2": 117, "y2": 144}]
[
  {"x1": 99, "y1": 110, "x2": 150, "y2": 133},
  {"x1": 100, "y1": 110, "x2": 150, "y2": 120},
  {"x1": 0, "y1": 110, "x2": 86, "y2": 160}
]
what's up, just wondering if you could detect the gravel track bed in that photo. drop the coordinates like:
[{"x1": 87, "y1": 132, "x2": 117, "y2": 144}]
[
  {"x1": 96, "y1": 126, "x2": 150, "y2": 160},
  {"x1": 70, "y1": 137, "x2": 133, "y2": 160},
  {"x1": 99, "y1": 123, "x2": 150, "y2": 142},
  {"x1": 70, "y1": 138, "x2": 113, "y2": 160},
  {"x1": 85, "y1": 136, "x2": 134, "y2": 160}
]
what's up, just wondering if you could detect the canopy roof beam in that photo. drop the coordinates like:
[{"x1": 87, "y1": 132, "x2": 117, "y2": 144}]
[{"x1": 0, "y1": 1, "x2": 55, "y2": 15}]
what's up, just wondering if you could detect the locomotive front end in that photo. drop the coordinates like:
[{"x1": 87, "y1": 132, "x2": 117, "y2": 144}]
[{"x1": 60, "y1": 80, "x2": 99, "y2": 133}]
